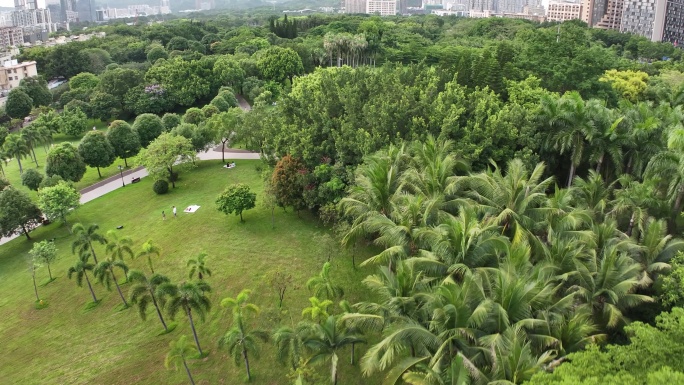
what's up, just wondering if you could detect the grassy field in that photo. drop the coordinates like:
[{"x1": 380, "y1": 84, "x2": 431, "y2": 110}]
[
  {"x1": 0, "y1": 159, "x2": 381, "y2": 385},
  {"x1": 3, "y1": 119, "x2": 138, "y2": 198}
]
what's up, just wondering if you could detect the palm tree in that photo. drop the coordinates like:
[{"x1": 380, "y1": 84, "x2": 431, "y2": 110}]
[
  {"x1": 219, "y1": 290, "x2": 268, "y2": 382},
  {"x1": 467, "y1": 159, "x2": 553, "y2": 243},
  {"x1": 187, "y1": 252, "x2": 211, "y2": 280},
  {"x1": 540, "y1": 92, "x2": 594, "y2": 187},
  {"x1": 128, "y1": 270, "x2": 172, "y2": 331},
  {"x1": 302, "y1": 296, "x2": 334, "y2": 324},
  {"x1": 621, "y1": 101, "x2": 662, "y2": 177},
  {"x1": 136, "y1": 239, "x2": 161, "y2": 274},
  {"x1": 165, "y1": 335, "x2": 198, "y2": 385},
  {"x1": 94, "y1": 256, "x2": 130, "y2": 308},
  {"x1": 71, "y1": 223, "x2": 107, "y2": 264},
  {"x1": 2, "y1": 133, "x2": 29, "y2": 174},
  {"x1": 571, "y1": 171, "x2": 613, "y2": 220},
  {"x1": 105, "y1": 230, "x2": 134, "y2": 261},
  {"x1": 632, "y1": 218, "x2": 684, "y2": 287},
  {"x1": 610, "y1": 176, "x2": 659, "y2": 236},
  {"x1": 273, "y1": 323, "x2": 307, "y2": 370},
  {"x1": 306, "y1": 262, "x2": 344, "y2": 300},
  {"x1": 0, "y1": 150, "x2": 8, "y2": 177},
  {"x1": 160, "y1": 281, "x2": 212, "y2": 356},
  {"x1": 67, "y1": 252, "x2": 98, "y2": 303},
  {"x1": 302, "y1": 315, "x2": 366, "y2": 385},
  {"x1": 20, "y1": 125, "x2": 40, "y2": 167},
  {"x1": 569, "y1": 244, "x2": 653, "y2": 329}
]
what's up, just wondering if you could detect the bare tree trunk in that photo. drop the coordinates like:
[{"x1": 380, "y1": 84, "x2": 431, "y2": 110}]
[
  {"x1": 21, "y1": 224, "x2": 31, "y2": 240},
  {"x1": 222, "y1": 140, "x2": 226, "y2": 163},
  {"x1": 97, "y1": 167, "x2": 102, "y2": 178},
  {"x1": 47, "y1": 264, "x2": 53, "y2": 280},
  {"x1": 85, "y1": 272, "x2": 98, "y2": 302},
  {"x1": 187, "y1": 307, "x2": 203, "y2": 356},
  {"x1": 183, "y1": 358, "x2": 196, "y2": 385},
  {"x1": 627, "y1": 212, "x2": 635, "y2": 237},
  {"x1": 32, "y1": 272, "x2": 39, "y2": 301},
  {"x1": 110, "y1": 267, "x2": 129, "y2": 307},
  {"x1": 16, "y1": 156, "x2": 22, "y2": 174},
  {"x1": 151, "y1": 291, "x2": 168, "y2": 331},
  {"x1": 31, "y1": 147, "x2": 38, "y2": 166},
  {"x1": 124, "y1": 157, "x2": 129, "y2": 167}
]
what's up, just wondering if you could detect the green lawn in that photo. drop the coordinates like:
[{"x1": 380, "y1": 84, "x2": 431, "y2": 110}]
[
  {"x1": 3, "y1": 119, "x2": 138, "y2": 198},
  {"x1": 0, "y1": 159, "x2": 380, "y2": 385}
]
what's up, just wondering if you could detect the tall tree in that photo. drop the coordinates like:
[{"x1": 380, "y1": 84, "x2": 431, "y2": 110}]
[
  {"x1": 133, "y1": 113, "x2": 164, "y2": 147},
  {"x1": 46, "y1": 143, "x2": 87, "y2": 182},
  {"x1": 306, "y1": 262, "x2": 344, "y2": 300},
  {"x1": 94, "y1": 256, "x2": 130, "y2": 308},
  {"x1": 37, "y1": 181, "x2": 80, "y2": 229},
  {"x1": 138, "y1": 132, "x2": 196, "y2": 188},
  {"x1": 128, "y1": 270, "x2": 171, "y2": 332},
  {"x1": 106, "y1": 120, "x2": 141, "y2": 168},
  {"x1": 67, "y1": 252, "x2": 98, "y2": 304},
  {"x1": 165, "y1": 335, "x2": 198, "y2": 385},
  {"x1": 29, "y1": 240, "x2": 57, "y2": 282},
  {"x1": 219, "y1": 289, "x2": 268, "y2": 381},
  {"x1": 5, "y1": 88, "x2": 33, "y2": 119},
  {"x1": 160, "y1": 281, "x2": 212, "y2": 356},
  {"x1": 2, "y1": 133, "x2": 29, "y2": 174},
  {"x1": 187, "y1": 252, "x2": 211, "y2": 280},
  {"x1": 71, "y1": 223, "x2": 106, "y2": 264},
  {"x1": 215, "y1": 183, "x2": 256, "y2": 222},
  {"x1": 78, "y1": 131, "x2": 116, "y2": 178},
  {"x1": 136, "y1": 239, "x2": 161, "y2": 274},
  {"x1": 0, "y1": 187, "x2": 42, "y2": 240}
]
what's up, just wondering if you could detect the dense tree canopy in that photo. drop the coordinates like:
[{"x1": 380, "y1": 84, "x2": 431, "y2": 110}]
[{"x1": 46, "y1": 143, "x2": 86, "y2": 182}]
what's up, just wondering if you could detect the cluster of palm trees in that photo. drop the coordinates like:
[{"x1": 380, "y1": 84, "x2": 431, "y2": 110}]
[
  {"x1": 540, "y1": 92, "x2": 684, "y2": 224},
  {"x1": 323, "y1": 32, "x2": 371, "y2": 68},
  {"x1": 1, "y1": 123, "x2": 54, "y2": 175},
  {"x1": 335, "y1": 136, "x2": 684, "y2": 384}
]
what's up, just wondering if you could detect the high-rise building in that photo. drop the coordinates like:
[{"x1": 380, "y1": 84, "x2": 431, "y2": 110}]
[
  {"x1": 345, "y1": 0, "x2": 368, "y2": 12},
  {"x1": 620, "y1": 0, "x2": 666, "y2": 40},
  {"x1": 547, "y1": 0, "x2": 582, "y2": 20},
  {"x1": 663, "y1": 0, "x2": 684, "y2": 45},
  {"x1": 594, "y1": 0, "x2": 624, "y2": 29}
]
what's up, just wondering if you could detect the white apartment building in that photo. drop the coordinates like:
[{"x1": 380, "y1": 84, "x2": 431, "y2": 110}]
[
  {"x1": 366, "y1": 0, "x2": 398, "y2": 15},
  {"x1": 0, "y1": 60, "x2": 37, "y2": 90},
  {"x1": 547, "y1": 0, "x2": 582, "y2": 21}
]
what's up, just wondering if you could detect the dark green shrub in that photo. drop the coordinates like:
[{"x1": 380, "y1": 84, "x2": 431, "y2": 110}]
[{"x1": 153, "y1": 179, "x2": 169, "y2": 195}]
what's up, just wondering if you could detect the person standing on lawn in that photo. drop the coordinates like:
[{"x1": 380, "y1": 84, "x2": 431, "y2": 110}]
[
  {"x1": 162, "y1": 211, "x2": 166, "y2": 221},
  {"x1": 172, "y1": 206, "x2": 177, "y2": 218}
]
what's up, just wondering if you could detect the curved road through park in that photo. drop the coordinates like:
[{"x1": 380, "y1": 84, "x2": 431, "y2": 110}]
[{"x1": 0, "y1": 95, "x2": 258, "y2": 246}]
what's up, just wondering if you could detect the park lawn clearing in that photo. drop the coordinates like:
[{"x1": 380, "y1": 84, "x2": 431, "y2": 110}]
[{"x1": 0, "y1": 159, "x2": 381, "y2": 385}]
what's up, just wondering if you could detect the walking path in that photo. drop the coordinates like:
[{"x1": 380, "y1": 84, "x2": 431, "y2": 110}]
[{"x1": 0, "y1": 96, "x2": 258, "y2": 246}]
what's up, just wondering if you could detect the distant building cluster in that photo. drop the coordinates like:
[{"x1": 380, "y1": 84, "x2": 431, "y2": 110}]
[
  {"x1": 95, "y1": 1, "x2": 172, "y2": 22},
  {"x1": 341, "y1": 0, "x2": 684, "y2": 45}
]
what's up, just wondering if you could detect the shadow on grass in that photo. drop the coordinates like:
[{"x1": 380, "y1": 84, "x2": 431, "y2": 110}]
[
  {"x1": 39, "y1": 277, "x2": 57, "y2": 287},
  {"x1": 113, "y1": 303, "x2": 131, "y2": 312},
  {"x1": 156, "y1": 322, "x2": 178, "y2": 336},
  {"x1": 83, "y1": 300, "x2": 102, "y2": 312},
  {"x1": 190, "y1": 350, "x2": 210, "y2": 360}
]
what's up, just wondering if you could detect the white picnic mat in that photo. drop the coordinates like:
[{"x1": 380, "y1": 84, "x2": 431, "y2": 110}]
[{"x1": 184, "y1": 205, "x2": 201, "y2": 213}]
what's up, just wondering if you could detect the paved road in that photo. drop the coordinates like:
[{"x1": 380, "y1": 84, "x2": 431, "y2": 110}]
[{"x1": 0, "y1": 96, "x2": 258, "y2": 246}]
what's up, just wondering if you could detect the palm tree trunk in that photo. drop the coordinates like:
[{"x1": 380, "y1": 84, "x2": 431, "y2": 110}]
[
  {"x1": 110, "y1": 267, "x2": 129, "y2": 307},
  {"x1": 186, "y1": 307, "x2": 203, "y2": 356},
  {"x1": 222, "y1": 140, "x2": 226, "y2": 163},
  {"x1": 32, "y1": 272, "x2": 39, "y2": 301},
  {"x1": 627, "y1": 212, "x2": 635, "y2": 237},
  {"x1": 84, "y1": 272, "x2": 98, "y2": 302},
  {"x1": 151, "y1": 291, "x2": 168, "y2": 331},
  {"x1": 595, "y1": 153, "x2": 604, "y2": 173},
  {"x1": 16, "y1": 156, "x2": 22, "y2": 174},
  {"x1": 567, "y1": 162, "x2": 576, "y2": 188},
  {"x1": 350, "y1": 343, "x2": 355, "y2": 365},
  {"x1": 671, "y1": 185, "x2": 684, "y2": 231},
  {"x1": 31, "y1": 146, "x2": 38, "y2": 166},
  {"x1": 89, "y1": 243, "x2": 99, "y2": 264},
  {"x1": 148, "y1": 256, "x2": 155, "y2": 274},
  {"x1": 183, "y1": 357, "x2": 196, "y2": 385},
  {"x1": 243, "y1": 347, "x2": 252, "y2": 381}
]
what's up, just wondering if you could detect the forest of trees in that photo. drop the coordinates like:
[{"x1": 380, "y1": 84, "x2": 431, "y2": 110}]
[{"x1": 2, "y1": 11, "x2": 684, "y2": 385}]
